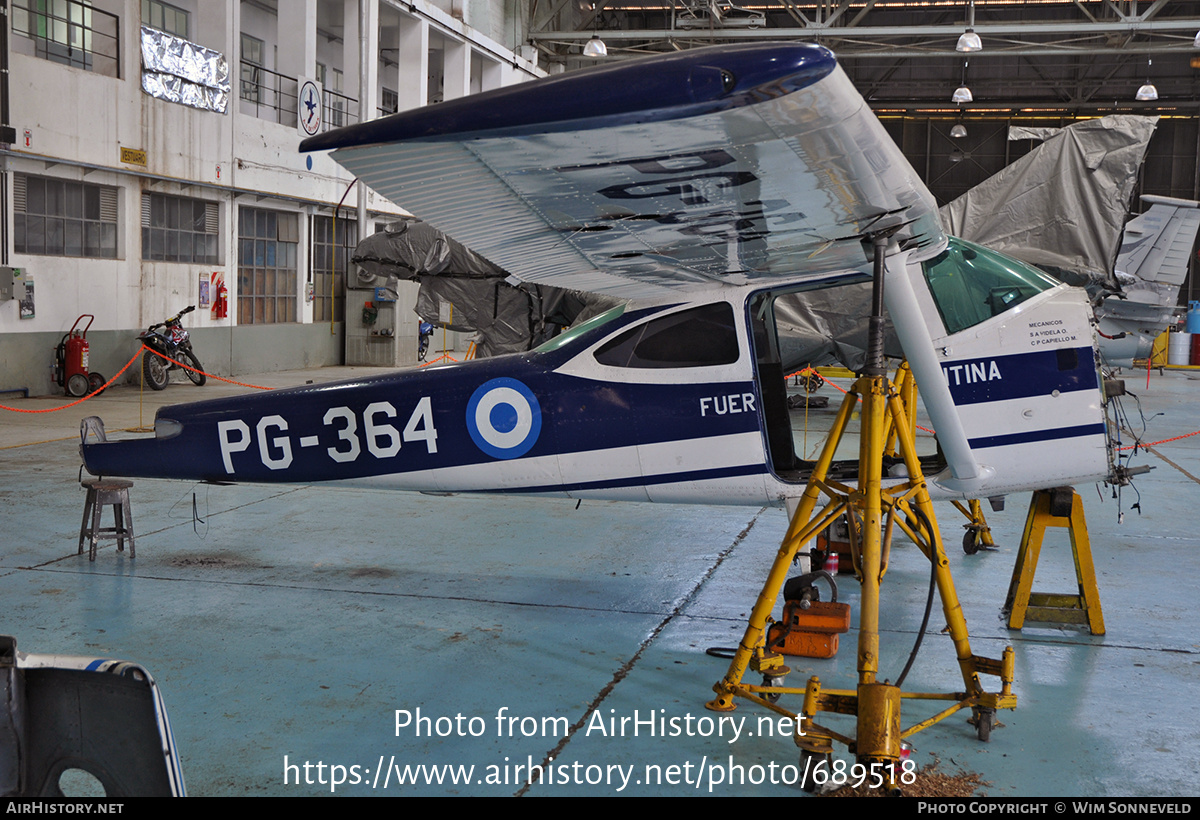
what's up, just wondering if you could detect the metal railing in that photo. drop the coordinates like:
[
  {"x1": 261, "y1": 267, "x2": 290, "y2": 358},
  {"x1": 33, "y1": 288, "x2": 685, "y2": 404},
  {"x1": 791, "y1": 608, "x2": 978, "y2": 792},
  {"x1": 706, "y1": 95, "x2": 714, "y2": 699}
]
[
  {"x1": 322, "y1": 88, "x2": 358, "y2": 130},
  {"x1": 11, "y1": 0, "x2": 120, "y2": 78},
  {"x1": 241, "y1": 63, "x2": 359, "y2": 131}
]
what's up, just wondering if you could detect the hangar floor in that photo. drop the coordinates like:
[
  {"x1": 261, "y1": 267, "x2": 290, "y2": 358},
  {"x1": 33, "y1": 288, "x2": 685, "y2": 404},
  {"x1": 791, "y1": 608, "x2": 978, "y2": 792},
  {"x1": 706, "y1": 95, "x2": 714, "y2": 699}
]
[{"x1": 1, "y1": 364, "x2": 1198, "y2": 797}]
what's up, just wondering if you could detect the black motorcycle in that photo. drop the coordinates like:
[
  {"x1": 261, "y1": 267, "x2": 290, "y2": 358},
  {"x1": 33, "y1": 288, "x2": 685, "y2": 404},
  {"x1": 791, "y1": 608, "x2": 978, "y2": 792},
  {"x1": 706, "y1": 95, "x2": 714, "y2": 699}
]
[{"x1": 139, "y1": 306, "x2": 206, "y2": 390}]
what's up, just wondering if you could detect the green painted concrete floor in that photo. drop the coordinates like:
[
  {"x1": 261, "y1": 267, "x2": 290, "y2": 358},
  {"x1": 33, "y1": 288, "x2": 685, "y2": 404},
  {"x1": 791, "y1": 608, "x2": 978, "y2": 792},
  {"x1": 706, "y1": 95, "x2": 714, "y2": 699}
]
[{"x1": 1, "y1": 366, "x2": 1197, "y2": 797}]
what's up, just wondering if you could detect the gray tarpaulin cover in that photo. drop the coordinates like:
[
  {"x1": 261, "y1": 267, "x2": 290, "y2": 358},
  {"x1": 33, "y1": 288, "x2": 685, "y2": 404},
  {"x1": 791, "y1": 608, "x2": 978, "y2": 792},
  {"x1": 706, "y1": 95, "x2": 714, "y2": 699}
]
[
  {"x1": 771, "y1": 116, "x2": 1159, "y2": 371},
  {"x1": 352, "y1": 219, "x2": 620, "y2": 358},
  {"x1": 140, "y1": 26, "x2": 230, "y2": 113},
  {"x1": 939, "y1": 115, "x2": 1158, "y2": 290}
]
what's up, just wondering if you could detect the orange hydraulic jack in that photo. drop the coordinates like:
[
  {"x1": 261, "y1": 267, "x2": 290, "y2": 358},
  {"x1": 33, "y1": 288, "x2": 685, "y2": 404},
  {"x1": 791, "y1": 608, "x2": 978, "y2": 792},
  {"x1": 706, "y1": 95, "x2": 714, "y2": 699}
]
[{"x1": 766, "y1": 572, "x2": 851, "y2": 659}]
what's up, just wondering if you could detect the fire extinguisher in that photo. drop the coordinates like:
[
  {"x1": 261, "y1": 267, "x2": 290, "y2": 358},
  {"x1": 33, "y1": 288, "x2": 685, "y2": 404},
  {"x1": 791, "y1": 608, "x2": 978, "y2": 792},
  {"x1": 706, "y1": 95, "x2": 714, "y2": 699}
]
[
  {"x1": 212, "y1": 281, "x2": 228, "y2": 319},
  {"x1": 53, "y1": 314, "x2": 104, "y2": 397}
]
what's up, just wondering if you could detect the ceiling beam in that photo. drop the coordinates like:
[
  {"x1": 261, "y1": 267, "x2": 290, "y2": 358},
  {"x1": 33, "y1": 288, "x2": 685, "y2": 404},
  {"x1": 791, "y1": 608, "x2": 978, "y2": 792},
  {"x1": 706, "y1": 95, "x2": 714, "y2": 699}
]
[{"x1": 529, "y1": 18, "x2": 1200, "y2": 42}]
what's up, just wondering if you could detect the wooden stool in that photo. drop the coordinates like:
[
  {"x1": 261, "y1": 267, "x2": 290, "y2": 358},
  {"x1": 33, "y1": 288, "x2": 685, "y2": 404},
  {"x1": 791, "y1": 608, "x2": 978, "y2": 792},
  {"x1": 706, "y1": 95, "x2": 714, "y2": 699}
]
[{"x1": 78, "y1": 478, "x2": 136, "y2": 561}]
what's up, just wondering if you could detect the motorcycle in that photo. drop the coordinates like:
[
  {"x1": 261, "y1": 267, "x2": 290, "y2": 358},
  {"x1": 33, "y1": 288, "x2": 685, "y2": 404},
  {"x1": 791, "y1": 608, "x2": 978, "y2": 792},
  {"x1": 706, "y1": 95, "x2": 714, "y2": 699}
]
[
  {"x1": 138, "y1": 306, "x2": 206, "y2": 390},
  {"x1": 417, "y1": 321, "x2": 434, "y2": 362}
]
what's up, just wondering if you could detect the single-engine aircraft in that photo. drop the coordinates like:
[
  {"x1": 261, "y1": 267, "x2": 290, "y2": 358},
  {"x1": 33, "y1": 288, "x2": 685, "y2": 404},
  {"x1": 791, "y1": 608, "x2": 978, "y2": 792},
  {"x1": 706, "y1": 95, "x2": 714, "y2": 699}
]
[{"x1": 81, "y1": 42, "x2": 1114, "y2": 514}]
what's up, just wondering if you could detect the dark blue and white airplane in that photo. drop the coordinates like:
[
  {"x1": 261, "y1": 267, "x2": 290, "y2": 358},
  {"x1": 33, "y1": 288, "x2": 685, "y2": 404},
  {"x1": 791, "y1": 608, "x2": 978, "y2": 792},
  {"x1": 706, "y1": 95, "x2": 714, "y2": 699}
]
[{"x1": 81, "y1": 43, "x2": 1113, "y2": 507}]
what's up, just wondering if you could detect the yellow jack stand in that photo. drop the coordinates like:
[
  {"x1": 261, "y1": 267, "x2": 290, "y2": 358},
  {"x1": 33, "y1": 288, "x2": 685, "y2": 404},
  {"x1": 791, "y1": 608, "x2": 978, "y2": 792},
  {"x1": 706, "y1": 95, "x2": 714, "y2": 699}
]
[
  {"x1": 707, "y1": 234, "x2": 1015, "y2": 793},
  {"x1": 706, "y1": 371, "x2": 1016, "y2": 791},
  {"x1": 1004, "y1": 487, "x2": 1105, "y2": 635}
]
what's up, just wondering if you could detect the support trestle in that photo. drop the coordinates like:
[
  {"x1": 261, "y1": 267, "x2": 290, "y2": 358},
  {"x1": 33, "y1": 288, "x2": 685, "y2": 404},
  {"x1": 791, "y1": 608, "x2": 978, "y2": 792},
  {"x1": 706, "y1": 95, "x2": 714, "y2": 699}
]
[
  {"x1": 707, "y1": 234, "x2": 1015, "y2": 793},
  {"x1": 1004, "y1": 487, "x2": 1105, "y2": 635},
  {"x1": 706, "y1": 372, "x2": 1017, "y2": 790}
]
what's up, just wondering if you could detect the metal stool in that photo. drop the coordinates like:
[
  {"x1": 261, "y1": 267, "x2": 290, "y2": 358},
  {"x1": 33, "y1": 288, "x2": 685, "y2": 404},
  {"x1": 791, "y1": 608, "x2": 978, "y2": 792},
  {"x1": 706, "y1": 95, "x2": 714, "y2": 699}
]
[{"x1": 78, "y1": 478, "x2": 136, "y2": 561}]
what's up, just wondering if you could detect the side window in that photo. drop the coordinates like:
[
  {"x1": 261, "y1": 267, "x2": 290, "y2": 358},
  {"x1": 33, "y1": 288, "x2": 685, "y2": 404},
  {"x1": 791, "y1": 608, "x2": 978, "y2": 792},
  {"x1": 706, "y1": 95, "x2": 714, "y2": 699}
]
[{"x1": 594, "y1": 303, "x2": 739, "y2": 369}]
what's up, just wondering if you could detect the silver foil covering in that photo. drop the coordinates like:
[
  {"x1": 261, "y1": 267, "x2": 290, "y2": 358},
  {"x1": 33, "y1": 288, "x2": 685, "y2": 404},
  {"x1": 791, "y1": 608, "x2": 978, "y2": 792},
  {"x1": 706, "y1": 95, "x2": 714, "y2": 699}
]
[{"x1": 139, "y1": 26, "x2": 229, "y2": 113}]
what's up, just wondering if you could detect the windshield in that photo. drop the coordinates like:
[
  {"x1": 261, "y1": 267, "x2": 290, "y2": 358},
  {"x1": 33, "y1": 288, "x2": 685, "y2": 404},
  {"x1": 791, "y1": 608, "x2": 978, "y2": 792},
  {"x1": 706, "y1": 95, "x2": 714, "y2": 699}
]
[{"x1": 922, "y1": 237, "x2": 1059, "y2": 335}]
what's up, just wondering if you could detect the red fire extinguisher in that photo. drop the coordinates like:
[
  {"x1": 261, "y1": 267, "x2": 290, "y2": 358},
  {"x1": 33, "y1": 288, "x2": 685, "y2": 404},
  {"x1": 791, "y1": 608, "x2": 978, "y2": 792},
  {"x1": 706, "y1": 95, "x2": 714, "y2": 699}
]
[
  {"x1": 212, "y1": 276, "x2": 228, "y2": 319},
  {"x1": 53, "y1": 314, "x2": 105, "y2": 397}
]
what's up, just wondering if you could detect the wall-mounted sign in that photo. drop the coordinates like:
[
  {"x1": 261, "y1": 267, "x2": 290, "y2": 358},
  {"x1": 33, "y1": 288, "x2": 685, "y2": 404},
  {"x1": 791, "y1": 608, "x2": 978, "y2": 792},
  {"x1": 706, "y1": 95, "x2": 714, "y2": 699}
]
[
  {"x1": 120, "y1": 147, "x2": 147, "y2": 166},
  {"x1": 297, "y1": 78, "x2": 323, "y2": 137}
]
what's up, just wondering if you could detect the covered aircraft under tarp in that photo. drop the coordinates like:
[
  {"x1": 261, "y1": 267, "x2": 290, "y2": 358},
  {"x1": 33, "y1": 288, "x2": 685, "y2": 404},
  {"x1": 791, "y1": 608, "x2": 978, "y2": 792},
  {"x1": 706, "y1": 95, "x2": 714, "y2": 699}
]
[
  {"x1": 939, "y1": 115, "x2": 1159, "y2": 291},
  {"x1": 352, "y1": 218, "x2": 622, "y2": 358}
]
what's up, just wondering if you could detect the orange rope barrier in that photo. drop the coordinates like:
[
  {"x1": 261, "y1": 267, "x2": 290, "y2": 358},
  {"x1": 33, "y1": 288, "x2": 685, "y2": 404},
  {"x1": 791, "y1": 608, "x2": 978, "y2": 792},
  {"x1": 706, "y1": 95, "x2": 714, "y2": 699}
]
[
  {"x1": 0, "y1": 348, "x2": 142, "y2": 413},
  {"x1": 0, "y1": 345, "x2": 270, "y2": 413},
  {"x1": 1116, "y1": 429, "x2": 1200, "y2": 451},
  {"x1": 147, "y1": 348, "x2": 271, "y2": 391}
]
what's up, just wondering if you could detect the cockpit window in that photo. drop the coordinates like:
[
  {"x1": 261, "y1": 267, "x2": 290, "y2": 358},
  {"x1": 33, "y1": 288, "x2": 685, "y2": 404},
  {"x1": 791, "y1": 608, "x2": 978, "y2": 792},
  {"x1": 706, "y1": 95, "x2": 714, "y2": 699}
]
[
  {"x1": 922, "y1": 237, "x2": 1059, "y2": 335},
  {"x1": 594, "y1": 303, "x2": 739, "y2": 368}
]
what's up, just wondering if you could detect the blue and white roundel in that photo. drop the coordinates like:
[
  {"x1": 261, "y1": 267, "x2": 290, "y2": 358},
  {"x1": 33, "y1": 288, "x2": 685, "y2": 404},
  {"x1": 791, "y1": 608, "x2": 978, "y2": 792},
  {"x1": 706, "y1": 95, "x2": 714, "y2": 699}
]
[{"x1": 466, "y1": 378, "x2": 542, "y2": 459}]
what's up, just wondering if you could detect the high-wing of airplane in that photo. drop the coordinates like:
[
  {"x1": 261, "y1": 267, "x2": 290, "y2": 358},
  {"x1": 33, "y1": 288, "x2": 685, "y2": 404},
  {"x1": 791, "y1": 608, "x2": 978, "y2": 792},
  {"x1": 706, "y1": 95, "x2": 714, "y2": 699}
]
[{"x1": 81, "y1": 42, "x2": 1113, "y2": 507}]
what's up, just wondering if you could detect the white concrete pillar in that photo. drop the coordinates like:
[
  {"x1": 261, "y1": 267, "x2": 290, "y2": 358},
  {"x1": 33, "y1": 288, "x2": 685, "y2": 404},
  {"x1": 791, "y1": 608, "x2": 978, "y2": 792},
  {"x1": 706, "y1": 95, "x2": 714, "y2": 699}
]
[
  {"x1": 362, "y1": 0, "x2": 380, "y2": 119},
  {"x1": 276, "y1": 0, "x2": 317, "y2": 82},
  {"x1": 443, "y1": 39, "x2": 470, "y2": 101},
  {"x1": 396, "y1": 13, "x2": 429, "y2": 111}
]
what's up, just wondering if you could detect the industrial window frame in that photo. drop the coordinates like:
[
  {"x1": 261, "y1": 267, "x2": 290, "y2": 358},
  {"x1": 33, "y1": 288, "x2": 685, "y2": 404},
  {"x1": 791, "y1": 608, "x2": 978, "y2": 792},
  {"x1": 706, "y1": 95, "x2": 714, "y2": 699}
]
[
  {"x1": 240, "y1": 32, "x2": 264, "y2": 103},
  {"x1": 13, "y1": 173, "x2": 119, "y2": 259},
  {"x1": 141, "y1": 192, "x2": 219, "y2": 265},
  {"x1": 140, "y1": 0, "x2": 188, "y2": 39},
  {"x1": 238, "y1": 206, "x2": 299, "y2": 325},
  {"x1": 310, "y1": 214, "x2": 357, "y2": 324},
  {"x1": 10, "y1": 0, "x2": 120, "y2": 76}
]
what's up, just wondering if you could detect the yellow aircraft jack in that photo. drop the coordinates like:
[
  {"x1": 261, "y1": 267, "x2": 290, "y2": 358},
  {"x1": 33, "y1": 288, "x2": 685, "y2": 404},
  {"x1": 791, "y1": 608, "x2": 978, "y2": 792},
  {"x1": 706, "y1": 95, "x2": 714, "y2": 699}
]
[
  {"x1": 1003, "y1": 487, "x2": 1105, "y2": 635},
  {"x1": 706, "y1": 236, "x2": 1016, "y2": 794}
]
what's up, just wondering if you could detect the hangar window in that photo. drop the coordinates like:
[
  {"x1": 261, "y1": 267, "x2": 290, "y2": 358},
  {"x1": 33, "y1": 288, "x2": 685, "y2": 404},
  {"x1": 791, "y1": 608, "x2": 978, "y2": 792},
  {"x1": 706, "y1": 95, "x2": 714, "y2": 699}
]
[
  {"x1": 13, "y1": 173, "x2": 118, "y2": 259},
  {"x1": 141, "y1": 0, "x2": 188, "y2": 39},
  {"x1": 240, "y1": 33, "x2": 264, "y2": 103},
  {"x1": 141, "y1": 193, "x2": 219, "y2": 264},
  {"x1": 921, "y1": 237, "x2": 1058, "y2": 335},
  {"x1": 11, "y1": 0, "x2": 120, "y2": 77},
  {"x1": 310, "y1": 214, "x2": 358, "y2": 323},
  {"x1": 594, "y1": 303, "x2": 739, "y2": 368},
  {"x1": 238, "y1": 207, "x2": 299, "y2": 324}
]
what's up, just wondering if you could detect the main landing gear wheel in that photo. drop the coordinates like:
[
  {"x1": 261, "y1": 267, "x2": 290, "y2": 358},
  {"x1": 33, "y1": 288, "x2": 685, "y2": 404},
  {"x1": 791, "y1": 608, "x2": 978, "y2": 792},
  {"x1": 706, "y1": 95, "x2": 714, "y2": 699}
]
[
  {"x1": 142, "y1": 351, "x2": 169, "y2": 390},
  {"x1": 181, "y1": 350, "x2": 206, "y2": 386},
  {"x1": 87, "y1": 372, "x2": 107, "y2": 396}
]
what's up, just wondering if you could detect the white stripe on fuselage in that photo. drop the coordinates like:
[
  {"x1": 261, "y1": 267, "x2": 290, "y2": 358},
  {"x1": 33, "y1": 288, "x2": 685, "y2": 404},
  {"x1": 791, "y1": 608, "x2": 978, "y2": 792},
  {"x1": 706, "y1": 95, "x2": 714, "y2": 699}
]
[
  {"x1": 327, "y1": 431, "x2": 767, "y2": 501},
  {"x1": 952, "y1": 390, "x2": 1102, "y2": 443}
]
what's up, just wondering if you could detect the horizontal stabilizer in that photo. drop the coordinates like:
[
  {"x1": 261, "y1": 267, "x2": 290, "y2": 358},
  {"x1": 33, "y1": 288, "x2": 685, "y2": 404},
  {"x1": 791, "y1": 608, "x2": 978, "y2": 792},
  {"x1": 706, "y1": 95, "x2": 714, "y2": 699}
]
[{"x1": 1115, "y1": 195, "x2": 1200, "y2": 289}]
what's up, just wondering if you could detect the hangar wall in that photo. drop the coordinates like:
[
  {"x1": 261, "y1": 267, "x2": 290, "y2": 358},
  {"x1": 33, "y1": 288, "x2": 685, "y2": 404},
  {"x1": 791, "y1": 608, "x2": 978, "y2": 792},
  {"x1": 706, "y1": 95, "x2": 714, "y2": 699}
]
[{"x1": 0, "y1": 0, "x2": 540, "y2": 397}]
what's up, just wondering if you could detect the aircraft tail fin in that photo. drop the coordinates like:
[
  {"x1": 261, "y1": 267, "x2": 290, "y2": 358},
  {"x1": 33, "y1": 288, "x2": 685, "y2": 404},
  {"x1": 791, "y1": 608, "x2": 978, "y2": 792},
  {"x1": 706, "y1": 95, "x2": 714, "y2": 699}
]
[{"x1": 1114, "y1": 195, "x2": 1200, "y2": 292}]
